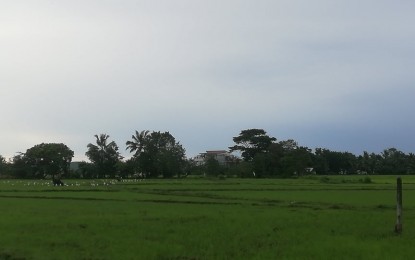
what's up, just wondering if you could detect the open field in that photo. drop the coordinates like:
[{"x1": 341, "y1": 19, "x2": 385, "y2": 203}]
[{"x1": 1, "y1": 175, "x2": 415, "y2": 259}]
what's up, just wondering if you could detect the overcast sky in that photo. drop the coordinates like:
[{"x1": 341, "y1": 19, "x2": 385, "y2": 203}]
[{"x1": 1, "y1": 0, "x2": 415, "y2": 161}]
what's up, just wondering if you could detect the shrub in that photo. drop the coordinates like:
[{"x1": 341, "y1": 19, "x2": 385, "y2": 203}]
[{"x1": 359, "y1": 177, "x2": 372, "y2": 184}]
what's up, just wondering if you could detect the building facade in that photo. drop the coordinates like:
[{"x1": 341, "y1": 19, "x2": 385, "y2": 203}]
[{"x1": 193, "y1": 150, "x2": 239, "y2": 166}]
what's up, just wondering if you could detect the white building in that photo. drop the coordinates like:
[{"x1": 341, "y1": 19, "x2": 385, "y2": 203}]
[{"x1": 193, "y1": 150, "x2": 239, "y2": 166}]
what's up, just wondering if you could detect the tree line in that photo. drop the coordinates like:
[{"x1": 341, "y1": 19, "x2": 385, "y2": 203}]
[{"x1": 1, "y1": 128, "x2": 415, "y2": 179}]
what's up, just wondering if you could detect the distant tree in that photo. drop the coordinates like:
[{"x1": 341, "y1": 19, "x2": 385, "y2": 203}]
[
  {"x1": 252, "y1": 152, "x2": 275, "y2": 177},
  {"x1": 280, "y1": 146, "x2": 313, "y2": 176},
  {"x1": 225, "y1": 160, "x2": 253, "y2": 178},
  {"x1": 86, "y1": 134, "x2": 122, "y2": 178},
  {"x1": 311, "y1": 148, "x2": 357, "y2": 174},
  {"x1": 204, "y1": 155, "x2": 225, "y2": 176},
  {"x1": 356, "y1": 151, "x2": 371, "y2": 174},
  {"x1": 369, "y1": 153, "x2": 383, "y2": 174},
  {"x1": 116, "y1": 159, "x2": 128, "y2": 178},
  {"x1": 126, "y1": 130, "x2": 150, "y2": 157},
  {"x1": 312, "y1": 148, "x2": 330, "y2": 174},
  {"x1": 125, "y1": 130, "x2": 150, "y2": 175},
  {"x1": 0, "y1": 155, "x2": 8, "y2": 177},
  {"x1": 126, "y1": 130, "x2": 186, "y2": 178},
  {"x1": 407, "y1": 153, "x2": 415, "y2": 174},
  {"x1": 9, "y1": 153, "x2": 29, "y2": 178},
  {"x1": 157, "y1": 142, "x2": 187, "y2": 178},
  {"x1": 379, "y1": 148, "x2": 408, "y2": 174},
  {"x1": 229, "y1": 129, "x2": 276, "y2": 161},
  {"x1": 23, "y1": 143, "x2": 74, "y2": 179},
  {"x1": 0, "y1": 155, "x2": 5, "y2": 164},
  {"x1": 76, "y1": 161, "x2": 97, "y2": 179},
  {"x1": 324, "y1": 150, "x2": 344, "y2": 173},
  {"x1": 118, "y1": 159, "x2": 137, "y2": 179},
  {"x1": 356, "y1": 151, "x2": 382, "y2": 174},
  {"x1": 340, "y1": 152, "x2": 358, "y2": 174},
  {"x1": 185, "y1": 158, "x2": 204, "y2": 176},
  {"x1": 279, "y1": 139, "x2": 298, "y2": 152}
]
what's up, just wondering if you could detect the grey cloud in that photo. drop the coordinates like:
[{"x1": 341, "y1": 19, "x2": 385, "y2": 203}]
[{"x1": 1, "y1": 0, "x2": 414, "y2": 160}]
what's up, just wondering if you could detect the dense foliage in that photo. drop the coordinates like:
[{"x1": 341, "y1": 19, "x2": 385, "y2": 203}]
[
  {"x1": 126, "y1": 130, "x2": 186, "y2": 178},
  {"x1": 229, "y1": 129, "x2": 276, "y2": 161},
  {"x1": 225, "y1": 129, "x2": 415, "y2": 177},
  {"x1": 1, "y1": 128, "x2": 415, "y2": 179},
  {"x1": 0, "y1": 143, "x2": 74, "y2": 179},
  {"x1": 85, "y1": 134, "x2": 122, "y2": 178}
]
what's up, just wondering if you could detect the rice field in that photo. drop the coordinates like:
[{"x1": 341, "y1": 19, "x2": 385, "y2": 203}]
[{"x1": 1, "y1": 175, "x2": 415, "y2": 259}]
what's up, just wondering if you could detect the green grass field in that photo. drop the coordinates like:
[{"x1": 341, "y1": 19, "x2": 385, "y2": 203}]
[{"x1": 1, "y1": 175, "x2": 415, "y2": 259}]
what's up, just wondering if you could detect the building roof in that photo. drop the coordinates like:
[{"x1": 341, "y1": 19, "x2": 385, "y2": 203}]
[{"x1": 205, "y1": 150, "x2": 228, "y2": 154}]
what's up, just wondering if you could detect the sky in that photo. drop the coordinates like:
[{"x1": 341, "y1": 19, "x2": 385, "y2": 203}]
[{"x1": 1, "y1": 0, "x2": 415, "y2": 161}]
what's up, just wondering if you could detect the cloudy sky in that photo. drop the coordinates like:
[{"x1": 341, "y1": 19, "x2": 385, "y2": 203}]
[{"x1": 1, "y1": 0, "x2": 414, "y2": 161}]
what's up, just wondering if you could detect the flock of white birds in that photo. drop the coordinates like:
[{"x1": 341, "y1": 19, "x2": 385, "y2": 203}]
[{"x1": 1, "y1": 179, "x2": 145, "y2": 187}]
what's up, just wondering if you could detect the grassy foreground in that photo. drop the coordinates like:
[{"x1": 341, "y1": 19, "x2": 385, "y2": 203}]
[{"x1": 1, "y1": 175, "x2": 415, "y2": 259}]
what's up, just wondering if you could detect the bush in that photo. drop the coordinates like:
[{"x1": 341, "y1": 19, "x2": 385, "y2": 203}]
[{"x1": 360, "y1": 177, "x2": 372, "y2": 184}]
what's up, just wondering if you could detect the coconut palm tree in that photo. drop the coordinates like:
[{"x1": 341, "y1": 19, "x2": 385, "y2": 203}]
[
  {"x1": 126, "y1": 130, "x2": 150, "y2": 157},
  {"x1": 86, "y1": 134, "x2": 121, "y2": 178}
]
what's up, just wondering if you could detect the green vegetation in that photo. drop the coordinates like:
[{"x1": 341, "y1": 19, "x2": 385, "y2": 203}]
[
  {"x1": 1, "y1": 176, "x2": 415, "y2": 259},
  {"x1": 126, "y1": 130, "x2": 187, "y2": 178},
  {"x1": 85, "y1": 134, "x2": 123, "y2": 178},
  {"x1": 2, "y1": 128, "x2": 415, "y2": 179}
]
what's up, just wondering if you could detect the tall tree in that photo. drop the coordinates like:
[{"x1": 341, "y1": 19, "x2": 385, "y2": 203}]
[
  {"x1": 126, "y1": 130, "x2": 150, "y2": 157},
  {"x1": 86, "y1": 134, "x2": 122, "y2": 178},
  {"x1": 313, "y1": 148, "x2": 330, "y2": 174},
  {"x1": 280, "y1": 146, "x2": 313, "y2": 176},
  {"x1": 125, "y1": 130, "x2": 150, "y2": 175},
  {"x1": 379, "y1": 148, "x2": 407, "y2": 174},
  {"x1": 23, "y1": 143, "x2": 74, "y2": 179},
  {"x1": 311, "y1": 148, "x2": 357, "y2": 174},
  {"x1": 229, "y1": 129, "x2": 276, "y2": 161},
  {"x1": 407, "y1": 153, "x2": 415, "y2": 174},
  {"x1": 126, "y1": 130, "x2": 186, "y2": 178},
  {"x1": 0, "y1": 155, "x2": 8, "y2": 177},
  {"x1": 10, "y1": 153, "x2": 29, "y2": 178}
]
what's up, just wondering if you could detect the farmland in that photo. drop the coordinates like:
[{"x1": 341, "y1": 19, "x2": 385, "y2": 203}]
[{"x1": 1, "y1": 175, "x2": 415, "y2": 259}]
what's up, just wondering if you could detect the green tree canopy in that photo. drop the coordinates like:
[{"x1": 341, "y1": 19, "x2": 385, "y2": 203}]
[
  {"x1": 23, "y1": 143, "x2": 74, "y2": 179},
  {"x1": 229, "y1": 129, "x2": 276, "y2": 161},
  {"x1": 86, "y1": 134, "x2": 122, "y2": 178},
  {"x1": 312, "y1": 148, "x2": 357, "y2": 174},
  {"x1": 0, "y1": 155, "x2": 8, "y2": 176},
  {"x1": 126, "y1": 130, "x2": 186, "y2": 178},
  {"x1": 126, "y1": 130, "x2": 150, "y2": 157}
]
